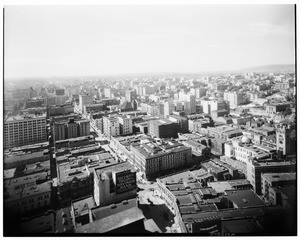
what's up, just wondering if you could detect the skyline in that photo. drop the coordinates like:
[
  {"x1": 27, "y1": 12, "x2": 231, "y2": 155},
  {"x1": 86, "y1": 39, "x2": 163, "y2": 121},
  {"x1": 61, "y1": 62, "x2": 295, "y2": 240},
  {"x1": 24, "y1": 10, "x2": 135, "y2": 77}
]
[{"x1": 4, "y1": 5, "x2": 295, "y2": 78}]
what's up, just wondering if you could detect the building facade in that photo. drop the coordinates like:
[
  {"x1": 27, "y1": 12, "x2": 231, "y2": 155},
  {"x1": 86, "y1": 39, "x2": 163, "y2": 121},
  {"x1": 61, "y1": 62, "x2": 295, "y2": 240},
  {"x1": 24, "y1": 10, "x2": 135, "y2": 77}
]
[{"x1": 4, "y1": 114, "x2": 47, "y2": 149}]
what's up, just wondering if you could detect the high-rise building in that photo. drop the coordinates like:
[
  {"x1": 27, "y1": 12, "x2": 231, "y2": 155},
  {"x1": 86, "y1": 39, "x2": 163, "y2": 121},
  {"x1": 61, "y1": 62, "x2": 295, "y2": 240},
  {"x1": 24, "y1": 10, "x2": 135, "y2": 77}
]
[
  {"x1": 103, "y1": 115, "x2": 120, "y2": 138},
  {"x1": 246, "y1": 158, "x2": 296, "y2": 195},
  {"x1": 79, "y1": 94, "x2": 93, "y2": 112},
  {"x1": 56, "y1": 89, "x2": 65, "y2": 96},
  {"x1": 276, "y1": 124, "x2": 296, "y2": 157},
  {"x1": 94, "y1": 162, "x2": 137, "y2": 207},
  {"x1": 125, "y1": 90, "x2": 136, "y2": 103},
  {"x1": 223, "y1": 91, "x2": 243, "y2": 109},
  {"x1": 52, "y1": 118, "x2": 90, "y2": 142},
  {"x1": 149, "y1": 119, "x2": 179, "y2": 138},
  {"x1": 46, "y1": 95, "x2": 68, "y2": 106},
  {"x1": 177, "y1": 93, "x2": 196, "y2": 115},
  {"x1": 4, "y1": 114, "x2": 47, "y2": 149},
  {"x1": 163, "y1": 101, "x2": 175, "y2": 118},
  {"x1": 104, "y1": 88, "x2": 112, "y2": 98},
  {"x1": 118, "y1": 115, "x2": 133, "y2": 135}
]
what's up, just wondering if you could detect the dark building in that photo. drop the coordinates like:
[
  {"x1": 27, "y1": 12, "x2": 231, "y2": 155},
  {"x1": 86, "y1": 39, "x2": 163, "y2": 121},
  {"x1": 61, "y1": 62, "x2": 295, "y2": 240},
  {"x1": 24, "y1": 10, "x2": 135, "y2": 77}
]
[
  {"x1": 149, "y1": 119, "x2": 179, "y2": 138},
  {"x1": 56, "y1": 89, "x2": 65, "y2": 96},
  {"x1": 168, "y1": 115, "x2": 189, "y2": 133},
  {"x1": 25, "y1": 98, "x2": 45, "y2": 109}
]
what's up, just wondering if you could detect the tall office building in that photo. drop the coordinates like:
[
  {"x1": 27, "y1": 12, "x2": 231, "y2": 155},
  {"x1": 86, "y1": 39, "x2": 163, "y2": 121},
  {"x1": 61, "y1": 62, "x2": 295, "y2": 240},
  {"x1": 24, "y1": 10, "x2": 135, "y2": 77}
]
[
  {"x1": 276, "y1": 123, "x2": 296, "y2": 157},
  {"x1": 52, "y1": 118, "x2": 90, "y2": 142},
  {"x1": 118, "y1": 115, "x2": 133, "y2": 135},
  {"x1": 103, "y1": 115, "x2": 120, "y2": 138},
  {"x1": 4, "y1": 114, "x2": 47, "y2": 148},
  {"x1": 224, "y1": 91, "x2": 243, "y2": 109},
  {"x1": 79, "y1": 94, "x2": 93, "y2": 112},
  {"x1": 104, "y1": 88, "x2": 112, "y2": 98},
  {"x1": 125, "y1": 90, "x2": 136, "y2": 103}
]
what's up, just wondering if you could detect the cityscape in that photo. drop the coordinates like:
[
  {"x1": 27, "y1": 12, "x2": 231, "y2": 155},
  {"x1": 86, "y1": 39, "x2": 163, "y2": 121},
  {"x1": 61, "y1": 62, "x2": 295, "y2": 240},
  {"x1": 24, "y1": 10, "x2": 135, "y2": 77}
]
[{"x1": 3, "y1": 4, "x2": 297, "y2": 236}]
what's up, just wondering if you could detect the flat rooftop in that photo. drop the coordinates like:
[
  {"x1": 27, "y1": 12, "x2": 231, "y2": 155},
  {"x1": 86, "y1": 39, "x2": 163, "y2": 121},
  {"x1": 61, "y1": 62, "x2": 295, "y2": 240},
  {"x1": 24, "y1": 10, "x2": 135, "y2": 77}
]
[
  {"x1": 132, "y1": 139, "x2": 190, "y2": 159},
  {"x1": 5, "y1": 181, "x2": 51, "y2": 202},
  {"x1": 225, "y1": 189, "x2": 266, "y2": 208},
  {"x1": 262, "y1": 172, "x2": 296, "y2": 182},
  {"x1": 159, "y1": 170, "x2": 198, "y2": 185},
  {"x1": 5, "y1": 114, "x2": 46, "y2": 122},
  {"x1": 76, "y1": 199, "x2": 144, "y2": 233},
  {"x1": 95, "y1": 161, "x2": 135, "y2": 180},
  {"x1": 4, "y1": 149, "x2": 49, "y2": 163},
  {"x1": 72, "y1": 196, "x2": 96, "y2": 218}
]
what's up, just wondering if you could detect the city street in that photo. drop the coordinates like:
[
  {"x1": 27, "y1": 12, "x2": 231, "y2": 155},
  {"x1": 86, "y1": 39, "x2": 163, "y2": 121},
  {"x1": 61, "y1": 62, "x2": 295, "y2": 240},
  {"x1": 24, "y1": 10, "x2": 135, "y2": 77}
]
[{"x1": 136, "y1": 172, "x2": 181, "y2": 233}]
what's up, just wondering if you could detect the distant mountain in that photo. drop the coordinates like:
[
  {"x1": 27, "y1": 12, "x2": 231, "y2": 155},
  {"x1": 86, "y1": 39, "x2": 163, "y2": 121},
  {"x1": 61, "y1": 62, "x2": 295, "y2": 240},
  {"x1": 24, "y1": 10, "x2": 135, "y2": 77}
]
[{"x1": 238, "y1": 64, "x2": 295, "y2": 73}]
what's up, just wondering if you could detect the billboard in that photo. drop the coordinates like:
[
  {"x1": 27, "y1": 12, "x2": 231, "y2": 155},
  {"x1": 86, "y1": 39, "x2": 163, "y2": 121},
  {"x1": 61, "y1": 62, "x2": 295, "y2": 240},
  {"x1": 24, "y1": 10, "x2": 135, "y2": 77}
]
[{"x1": 115, "y1": 170, "x2": 136, "y2": 194}]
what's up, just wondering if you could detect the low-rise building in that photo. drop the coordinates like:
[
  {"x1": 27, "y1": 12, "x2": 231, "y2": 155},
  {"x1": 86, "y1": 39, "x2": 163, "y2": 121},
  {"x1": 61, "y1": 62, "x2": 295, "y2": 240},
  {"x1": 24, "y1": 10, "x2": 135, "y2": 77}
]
[
  {"x1": 131, "y1": 139, "x2": 192, "y2": 179},
  {"x1": 261, "y1": 173, "x2": 296, "y2": 205},
  {"x1": 75, "y1": 199, "x2": 146, "y2": 234}
]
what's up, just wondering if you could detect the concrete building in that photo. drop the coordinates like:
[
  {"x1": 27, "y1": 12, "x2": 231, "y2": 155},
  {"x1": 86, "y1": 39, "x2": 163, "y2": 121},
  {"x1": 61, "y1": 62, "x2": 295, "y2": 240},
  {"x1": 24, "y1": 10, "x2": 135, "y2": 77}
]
[
  {"x1": 25, "y1": 99, "x2": 45, "y2": 109},
  {"x1": 93, "y1": 162, "x2": 137, "y2": 207},
  {"x1": 261, "y1": 173, "x2": 296, "y2": 205},
  {"x1": 131, "y1": 139, "x2": 192, "y2": 179},
  {"x1": 224, "y1": 136, "x2": 273, "y2": 164},
  {"x1": 4, "y1": 114, "x2": 47, "y2": 149},
  {"x1": 118, "y1": 115, "x2": 133, "y2": 135},
  {"x1": 75, "y1": 198, "x2": 146, "y2": 234},
  {"x1": 103, "y1": 115, "x2": 120, "y2": 138},
  {"x1": 46, "y1": 95, "x2": 68, "y2": 106},
  {"x1": 246, "y1": 158, "x2": 296, "y2": 195},
  {"x1": 149, "y1": 118, "x2": 179, "y2": 138},
  {"x1": 169, "y1": 114, "x2": 189, "y2": 133},
  {"x1": 52, "y1": 118, "x2": 90, "y2": 142},
  {"x1": 4, "y1": 175, "x2": 52, "y2": 217},
  {"x1": 207, "y1": 125, "x2": 243, "y2": 141},
  {"x1": 79, "y1": 94, "x2": 93, "y2": 112},
  {"x1": 104, "y1": 88, "x2": 112, "y2": 98},
  {"x1": 265, "y1": 102, "x2": 290, "y2": 114},
  {"x1": 224, "y1": 91, "x2": 243, "y2": 109},
  {"x1": 276, "y1": 124, "x2": 296, "y2": 157}
]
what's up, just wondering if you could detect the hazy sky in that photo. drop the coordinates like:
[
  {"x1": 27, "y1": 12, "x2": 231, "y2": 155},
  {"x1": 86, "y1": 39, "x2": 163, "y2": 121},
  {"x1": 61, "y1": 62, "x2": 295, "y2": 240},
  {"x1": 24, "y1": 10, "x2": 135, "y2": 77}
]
[{"x1": 5, "y1": 5, "x2": 295, "y2": 78}]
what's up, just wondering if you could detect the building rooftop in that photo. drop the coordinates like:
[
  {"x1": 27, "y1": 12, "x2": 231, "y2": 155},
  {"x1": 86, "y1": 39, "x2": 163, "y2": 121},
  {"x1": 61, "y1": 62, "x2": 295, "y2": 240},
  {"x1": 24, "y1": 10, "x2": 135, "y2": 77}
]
[
  {"x1": 94, "y1": 161, "x2": 135, "y2": 181},
  {"x1": 189, "y1": 169, "x2": 214, "y2": 180},
  {"x1": 19, "y1": 210, "x2": 55, "y2": 234},
  {"x1": 159, "y1": 170, "x2": 198, "y2": 185},
  {"x1": 208, "y1": 181, "x2": 234, "y2": 193},
  {"x1": 23, "y1": 161, "x2": 51, "y2": 175},
  {"x1": 72, "y1": 196, "x2": 96, "y2": 219},
  {"x1": 4, "y1": 150, "x2": 50, "y2": 165},
  {"x1": 262, "y1": 172, "x2": 296, "y2": 183},
  {"x1": 132, "y1": 139, "x2": 190, "y2": 159},
  {"x1": 76, "y1": 199, "x2": 144, "y2": 233},
  {"x1": 55, "y1": 207, "x2": 73, "y2": 233},
  {"x1": 5, "y1": 180, "x2": 52, "y2": 202},
  {"x1": 5, "y1": 113, "x2": 47, "y2": 122},
  {"x1": 202, "y1": 161, "x2": 228, "y2": 174},
  {"x1": 4, "y1": 168, "x2": 16, "y2": 179},
  {"x1": 58, "y1": 163, "x2": 90, "y2": 184},
  {"x1": 184, "y1": 140, "x2": 207, "y2": 150},
  {"x1": 225, "y1": 189, "x2": 266, "y2": 208}
]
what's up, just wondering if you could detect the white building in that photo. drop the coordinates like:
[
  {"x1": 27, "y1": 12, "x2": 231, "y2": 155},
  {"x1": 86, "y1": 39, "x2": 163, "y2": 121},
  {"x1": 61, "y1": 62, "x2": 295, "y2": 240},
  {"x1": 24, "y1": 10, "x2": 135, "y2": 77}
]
[
  {"x1": 103, "y1": 115, "x2": 120, "y2": 138},
  {"x1": 118, "y1": 115, "x2": 133, "y2": 135},
  {"x1": 224, "y1": 91, "x2": 243, "y2": 109},
  {"x1": 4, "y1": 114, "x2": 47, "y2": 149}
]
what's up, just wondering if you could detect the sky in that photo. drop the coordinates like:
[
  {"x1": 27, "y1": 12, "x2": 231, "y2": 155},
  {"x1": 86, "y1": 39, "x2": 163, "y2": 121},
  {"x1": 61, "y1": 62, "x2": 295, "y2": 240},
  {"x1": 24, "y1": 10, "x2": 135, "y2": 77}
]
[{"x1": 4, "y1": 4, "x2": 295, "y2": 78}]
